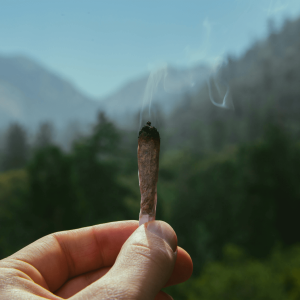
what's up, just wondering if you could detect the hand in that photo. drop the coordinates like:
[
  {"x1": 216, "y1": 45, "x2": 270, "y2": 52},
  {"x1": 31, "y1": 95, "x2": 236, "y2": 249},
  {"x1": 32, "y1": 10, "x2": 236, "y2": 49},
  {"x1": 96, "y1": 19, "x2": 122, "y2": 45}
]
[{"x1": 0, "y1": 220, "x2": 192, "y2": 299}]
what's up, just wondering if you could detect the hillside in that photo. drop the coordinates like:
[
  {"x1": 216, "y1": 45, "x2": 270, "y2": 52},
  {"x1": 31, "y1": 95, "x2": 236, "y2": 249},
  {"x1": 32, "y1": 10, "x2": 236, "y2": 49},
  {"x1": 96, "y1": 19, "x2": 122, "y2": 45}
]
[
  {"x1": 0, "y1": 55, "x2": 100, "y2": 128},
  {"x1": 166, "y1": 16, "x2": 300, "y2": 151}
]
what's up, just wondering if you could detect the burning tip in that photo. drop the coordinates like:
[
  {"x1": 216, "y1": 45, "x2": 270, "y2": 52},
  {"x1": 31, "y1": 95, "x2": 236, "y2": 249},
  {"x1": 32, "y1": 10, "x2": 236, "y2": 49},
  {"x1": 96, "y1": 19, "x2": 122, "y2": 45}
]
[{"x1": 138, "y1": 121, "x2": 160, "y2": 139}]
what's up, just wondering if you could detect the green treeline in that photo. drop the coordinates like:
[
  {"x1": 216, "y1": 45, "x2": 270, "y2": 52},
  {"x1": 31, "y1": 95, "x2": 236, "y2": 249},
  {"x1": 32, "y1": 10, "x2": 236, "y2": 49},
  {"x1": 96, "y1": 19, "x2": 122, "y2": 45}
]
[
  {"x1": 1, "y1": 16, "x2": 300, "y2": 299},
  {"x1": 2, "y1": 120, "x2": 300, "y2": 299},
  {"x1": 0, "y1": 113, "x2": 135, "y2": 256}
]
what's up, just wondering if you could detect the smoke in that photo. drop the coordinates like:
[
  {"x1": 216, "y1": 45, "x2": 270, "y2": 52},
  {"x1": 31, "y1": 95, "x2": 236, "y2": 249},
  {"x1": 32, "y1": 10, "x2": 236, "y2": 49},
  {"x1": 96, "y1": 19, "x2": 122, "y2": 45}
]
[
  {"x1": 139, "y1": 17, "x2": 236, "y2": 130},
  {"x1": 139, "y1": 63, "x2": 198, "y2": 129},
  {"x1": 265, "y1": 0, "x2": 289, "y2": 16},
  {"x1": 184, "y1": 18, "x2": 212, "y2": 65},
  {"x1": 139, "y1": 65, "x2": 167, "y2": 129},
  {"x1": 207, "y1": 59, "x2": 234, "y2": 110}
]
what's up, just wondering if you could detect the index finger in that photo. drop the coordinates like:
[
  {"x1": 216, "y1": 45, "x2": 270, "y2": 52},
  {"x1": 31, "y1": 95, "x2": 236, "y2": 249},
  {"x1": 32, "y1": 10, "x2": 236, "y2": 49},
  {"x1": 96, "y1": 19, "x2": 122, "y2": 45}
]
[
  {"x1": 7, "y1": 221, "x2": 139, "y2": 292},
  {"x1": 5, "y1": 220, "x2": 193, "y2": 294}
]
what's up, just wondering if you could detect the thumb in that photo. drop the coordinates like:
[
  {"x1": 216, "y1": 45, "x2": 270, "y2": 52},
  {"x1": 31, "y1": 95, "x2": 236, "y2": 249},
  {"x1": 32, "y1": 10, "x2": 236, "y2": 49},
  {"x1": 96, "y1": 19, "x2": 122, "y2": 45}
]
[{"x1": 75, "y1": 221, "x2": 177, "y2": 300}]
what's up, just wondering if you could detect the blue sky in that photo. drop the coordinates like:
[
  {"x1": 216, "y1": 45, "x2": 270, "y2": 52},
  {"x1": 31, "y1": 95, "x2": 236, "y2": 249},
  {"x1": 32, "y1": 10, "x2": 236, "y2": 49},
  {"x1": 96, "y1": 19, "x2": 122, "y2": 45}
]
[{"x1": 1, "y1": 0, "x2": 300, "y2": 99}]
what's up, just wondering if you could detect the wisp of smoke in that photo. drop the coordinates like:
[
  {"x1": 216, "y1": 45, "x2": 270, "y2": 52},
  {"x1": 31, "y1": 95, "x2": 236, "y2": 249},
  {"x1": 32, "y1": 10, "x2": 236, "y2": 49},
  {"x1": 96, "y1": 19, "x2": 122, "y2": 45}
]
[
  {"x1": 139, "y1": 65, "x2": 167, "y2": 129},
  {"x1": 266, "y1": 0, "x2": 288, "y2": 17},
  {"x1": 139, "y1": 64, "x2": 197, "y2": 129},
  {"x1": 206, "y1": 60, "x2": 234, "y2": 110}
]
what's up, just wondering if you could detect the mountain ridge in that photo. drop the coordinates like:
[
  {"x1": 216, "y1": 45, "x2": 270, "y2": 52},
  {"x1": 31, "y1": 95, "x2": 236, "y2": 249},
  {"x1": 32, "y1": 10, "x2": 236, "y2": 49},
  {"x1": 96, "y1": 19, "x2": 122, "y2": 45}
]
[
  {"x1": 0, "y1": 54, "x2": 101, "y2": 129},
  {"x1": 0, "y1": 54, "x2": 210, "y2": 129}
]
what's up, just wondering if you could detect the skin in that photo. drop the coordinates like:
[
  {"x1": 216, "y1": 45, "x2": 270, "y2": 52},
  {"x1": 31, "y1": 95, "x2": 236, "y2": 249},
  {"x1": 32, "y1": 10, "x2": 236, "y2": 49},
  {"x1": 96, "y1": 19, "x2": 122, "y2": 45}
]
[{"x1": 0, "y1": 220, "x2": 193, "y2": 300}]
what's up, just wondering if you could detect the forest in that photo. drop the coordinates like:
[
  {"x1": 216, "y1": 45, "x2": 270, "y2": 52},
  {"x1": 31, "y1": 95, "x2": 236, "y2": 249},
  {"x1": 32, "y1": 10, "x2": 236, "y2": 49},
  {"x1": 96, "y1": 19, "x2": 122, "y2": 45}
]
[{"x1": 1, "y1": 16, "x2": 300, "y2": 299}]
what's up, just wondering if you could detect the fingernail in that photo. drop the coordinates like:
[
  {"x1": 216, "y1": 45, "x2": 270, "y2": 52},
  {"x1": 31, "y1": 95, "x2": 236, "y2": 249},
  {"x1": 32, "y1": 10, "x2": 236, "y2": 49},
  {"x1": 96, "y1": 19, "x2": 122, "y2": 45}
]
[{"x1": 146, "y1": 221, "x2": 177, "y2": 252}]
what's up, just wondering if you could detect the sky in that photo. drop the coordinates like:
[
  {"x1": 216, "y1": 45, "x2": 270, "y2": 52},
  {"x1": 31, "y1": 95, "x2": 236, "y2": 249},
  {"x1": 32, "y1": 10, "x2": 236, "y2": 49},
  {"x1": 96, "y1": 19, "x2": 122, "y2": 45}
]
[{"x1": 0, "y1": 0, "x2": 300, "y2": 99}]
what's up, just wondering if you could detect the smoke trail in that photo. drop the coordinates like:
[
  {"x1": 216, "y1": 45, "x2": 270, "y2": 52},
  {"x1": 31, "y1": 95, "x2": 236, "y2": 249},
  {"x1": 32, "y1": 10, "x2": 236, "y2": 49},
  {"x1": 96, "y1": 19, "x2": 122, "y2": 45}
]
[
  {"x1": 139, "y1": 64, "x2": 200, "y2": 130},
  {"x1": 266, "y1": 0, "x2": 288, "y2": 16},
  {"x1": 139, "y1": 65, "x2": 167, "y2": 130},
  {"x1": 207, "y1": 76, "x2": 232, "y2": 109},
  {"x1": 139, "y1": 14, "x2": 238, "y2": 130},
  {"x1": 185, "y1": 18, "x2": 212, "y2": 65},
  {"x1": 206, "y1": 59, "x2": 234, "y2": 110},
  {"x1": 139, "y1": 61, "x2": 234, "y2": 133}
]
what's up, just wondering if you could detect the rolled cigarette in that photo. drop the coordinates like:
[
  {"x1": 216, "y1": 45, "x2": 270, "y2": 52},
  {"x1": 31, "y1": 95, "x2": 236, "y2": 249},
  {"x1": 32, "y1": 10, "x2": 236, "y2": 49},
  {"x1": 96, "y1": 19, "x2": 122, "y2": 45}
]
[{"x1": 138, "y1": 121, "x2": 160, "y2": 226}]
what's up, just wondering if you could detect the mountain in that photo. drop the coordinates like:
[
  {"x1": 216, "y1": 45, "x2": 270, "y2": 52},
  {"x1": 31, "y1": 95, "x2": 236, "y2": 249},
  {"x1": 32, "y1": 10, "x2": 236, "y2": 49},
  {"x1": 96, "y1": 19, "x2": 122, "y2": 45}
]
[
  {"x1": 0, "y1": 55, "x2": 101, "y2": 129},
  {"x1": 0, "y1": 54, "x2": 211, "y2": 130}
]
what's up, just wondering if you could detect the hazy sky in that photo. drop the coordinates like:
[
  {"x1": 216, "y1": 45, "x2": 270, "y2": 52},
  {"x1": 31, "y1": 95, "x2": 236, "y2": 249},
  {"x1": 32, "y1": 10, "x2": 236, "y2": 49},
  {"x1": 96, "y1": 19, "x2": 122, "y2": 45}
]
[{"x1": 1, "y1": 0, "x2": 300, "y2": 99}]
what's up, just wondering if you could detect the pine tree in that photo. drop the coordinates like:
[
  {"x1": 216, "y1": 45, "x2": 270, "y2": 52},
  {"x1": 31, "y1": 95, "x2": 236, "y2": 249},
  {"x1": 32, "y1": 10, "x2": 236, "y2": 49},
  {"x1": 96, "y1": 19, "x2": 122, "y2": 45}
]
[
  {"x1": 1, "y1": 123, "x2": 29, "y2": 171},
  {"x1": 35, "y1": 122, "x2": 54, "y2": 149}
]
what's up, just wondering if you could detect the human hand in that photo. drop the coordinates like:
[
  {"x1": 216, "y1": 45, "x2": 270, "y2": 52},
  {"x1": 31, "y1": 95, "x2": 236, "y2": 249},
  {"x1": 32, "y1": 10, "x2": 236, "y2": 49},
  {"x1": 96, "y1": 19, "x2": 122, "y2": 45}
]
[{"x1": 0, "y1": 220, "x2": 192, "y2": 299}]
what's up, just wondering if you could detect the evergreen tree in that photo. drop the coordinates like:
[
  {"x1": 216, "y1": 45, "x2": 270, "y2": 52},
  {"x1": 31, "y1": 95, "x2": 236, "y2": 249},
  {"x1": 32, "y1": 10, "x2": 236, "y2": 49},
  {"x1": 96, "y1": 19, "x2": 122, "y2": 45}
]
[
  {"x1": 34, "y1": 122, "x2": 54, "y2": 149},
  {"x1": 70, "y1": 111, "x2": 132, "y2": 226},
  {"x1": 1, "y1": 123, "x2": 29, "y2": 171}
]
